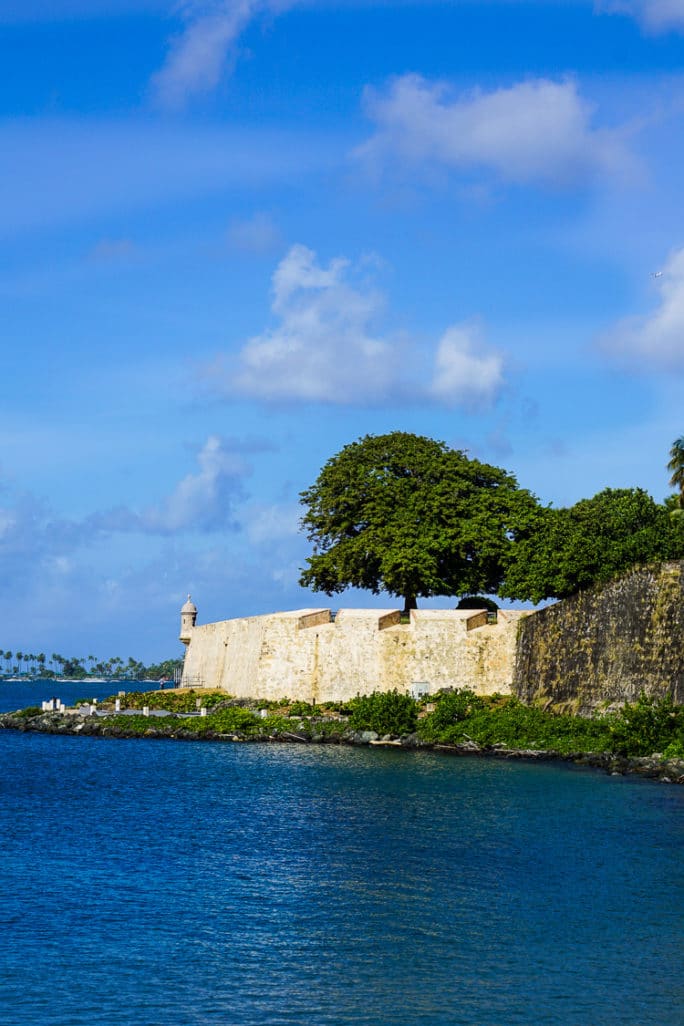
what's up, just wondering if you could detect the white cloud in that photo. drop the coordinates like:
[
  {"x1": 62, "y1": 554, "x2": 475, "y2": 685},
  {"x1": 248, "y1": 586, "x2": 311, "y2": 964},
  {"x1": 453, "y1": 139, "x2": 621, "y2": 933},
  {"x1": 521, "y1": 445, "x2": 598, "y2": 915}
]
[
  {"x1": 597, "y1": 0, "x2": 684, "y2": 32},
  {"x1": 600, "y1": 247, "x2": 684, "y2": 371},
  {"x1": 213, "y1": 243, "x2": 505, "y2": 407},
  {"x1": 89, "y1": 435, "x2": 252, "y2": 535},
  {"x1": 151, "y1": 0, "x2": 301, "y2": 108},
  {"x1": 358, "y1": 74, "x2": 628, "y2": 189},
  {"x1": 152, "y1": 1, "x2": 254, "y2": 108},
  {"x1": 141, "y1": 435, "x2": 249, "y2": 532},
  {"x1": 229, "y1": 244, "x2": 397, "y2": 403},
  {"x1": 431, "y1": 323, "x2": 504, "y2": 408}
]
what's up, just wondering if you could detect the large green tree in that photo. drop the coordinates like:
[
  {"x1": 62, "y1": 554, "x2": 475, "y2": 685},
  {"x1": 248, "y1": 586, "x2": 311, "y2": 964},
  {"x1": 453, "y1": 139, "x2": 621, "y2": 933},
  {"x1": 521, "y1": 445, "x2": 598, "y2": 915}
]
[
  {"x1": 299, "y1": 431, "x2": 540, "y2": 613},
  {"x1": 501, "y1": 487, "x2": 683, "y2": 603}
]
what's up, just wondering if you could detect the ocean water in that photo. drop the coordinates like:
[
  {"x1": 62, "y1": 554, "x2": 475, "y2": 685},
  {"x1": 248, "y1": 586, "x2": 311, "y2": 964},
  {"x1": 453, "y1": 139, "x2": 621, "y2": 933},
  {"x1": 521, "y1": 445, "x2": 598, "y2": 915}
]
[{"x1": 0, "y1": 681, "x2": 682, "y2": 1026}]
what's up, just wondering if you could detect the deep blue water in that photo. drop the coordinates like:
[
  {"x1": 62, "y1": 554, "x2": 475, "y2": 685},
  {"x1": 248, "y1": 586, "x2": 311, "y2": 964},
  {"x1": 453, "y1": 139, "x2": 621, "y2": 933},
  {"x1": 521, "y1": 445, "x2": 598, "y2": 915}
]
[
  {"x1": 0, "y1": 680, "x2": 157, "y2": 715},
  {"x1": 0, "y1": 681, "x2": 682, "y2": 1026}
]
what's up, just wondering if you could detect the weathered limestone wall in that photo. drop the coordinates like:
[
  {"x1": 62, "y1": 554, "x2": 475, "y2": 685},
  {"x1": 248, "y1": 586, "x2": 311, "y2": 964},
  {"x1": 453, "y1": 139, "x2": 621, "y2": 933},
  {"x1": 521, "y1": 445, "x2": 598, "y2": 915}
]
[
  {"x1": 181, "y1": 564, "x2": 683, "y2": 708},
  {"x1": 513, "y1": 562, "x2": 684, "y2": 714},
  {"x1": 181, "y1": 607, "x2": 527, "y2": 702}
]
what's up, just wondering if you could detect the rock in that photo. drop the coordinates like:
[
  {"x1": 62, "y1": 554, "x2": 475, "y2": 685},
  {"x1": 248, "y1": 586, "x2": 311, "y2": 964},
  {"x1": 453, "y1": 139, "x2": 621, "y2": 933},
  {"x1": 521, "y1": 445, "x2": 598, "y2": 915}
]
[
  {"x1": 400, "y1": 732, "x2": 421, "y2": 747},
  {"x1": 459, "y1": 739, "x2": 481, "y2": 752}
]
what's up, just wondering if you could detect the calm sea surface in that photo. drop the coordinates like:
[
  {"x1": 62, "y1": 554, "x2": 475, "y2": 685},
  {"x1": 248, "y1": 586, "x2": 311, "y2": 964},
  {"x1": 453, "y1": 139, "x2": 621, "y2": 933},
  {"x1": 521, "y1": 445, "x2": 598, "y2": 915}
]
[{"x1": 0, "y1": 681, "x2": 682, "y2": 1026}]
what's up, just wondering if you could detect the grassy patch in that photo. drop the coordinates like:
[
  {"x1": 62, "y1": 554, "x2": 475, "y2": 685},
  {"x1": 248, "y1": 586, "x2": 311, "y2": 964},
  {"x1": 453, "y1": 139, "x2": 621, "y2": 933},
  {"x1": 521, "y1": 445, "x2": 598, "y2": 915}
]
[
  {"x1": 108, "y1": 689, "x2": 228, "y2": 713},
  {"x1": 15, "y1": 706, "x2": 41, "y2": 718}
]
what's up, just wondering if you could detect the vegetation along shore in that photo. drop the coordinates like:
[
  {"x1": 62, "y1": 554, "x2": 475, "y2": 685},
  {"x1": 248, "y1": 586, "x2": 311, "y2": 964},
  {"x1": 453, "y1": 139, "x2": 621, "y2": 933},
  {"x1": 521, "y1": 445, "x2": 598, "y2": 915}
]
[{"x1": 2, "y1": 687, "x2": 683, "y2": 785}]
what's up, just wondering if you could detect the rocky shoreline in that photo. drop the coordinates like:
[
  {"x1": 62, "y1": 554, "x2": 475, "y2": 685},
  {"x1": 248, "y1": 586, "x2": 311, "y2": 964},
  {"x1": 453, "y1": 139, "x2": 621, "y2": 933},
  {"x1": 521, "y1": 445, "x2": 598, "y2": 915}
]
[{"x1": 2, "y1": 708, "x2": 683, "y2": 784}]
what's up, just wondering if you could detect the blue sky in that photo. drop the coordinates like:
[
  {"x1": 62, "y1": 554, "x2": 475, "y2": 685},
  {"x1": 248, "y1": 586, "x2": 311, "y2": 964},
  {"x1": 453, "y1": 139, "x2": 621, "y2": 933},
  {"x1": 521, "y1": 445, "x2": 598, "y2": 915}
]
[{"x1": 2, "y1": 0, "x2": 683, "y2": 660}]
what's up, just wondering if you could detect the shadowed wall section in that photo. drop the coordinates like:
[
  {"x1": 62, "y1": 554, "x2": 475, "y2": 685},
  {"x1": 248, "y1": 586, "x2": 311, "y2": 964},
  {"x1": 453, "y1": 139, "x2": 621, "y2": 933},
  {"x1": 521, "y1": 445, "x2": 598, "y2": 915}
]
[{"x1": 513, "y1": 562, "x2": 684, "y2": 715}]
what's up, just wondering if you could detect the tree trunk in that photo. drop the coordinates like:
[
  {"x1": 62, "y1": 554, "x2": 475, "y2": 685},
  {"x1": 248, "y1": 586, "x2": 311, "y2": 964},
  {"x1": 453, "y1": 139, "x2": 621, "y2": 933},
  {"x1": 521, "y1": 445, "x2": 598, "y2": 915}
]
[{"x1": 403, "y1": 594, "x2": 417, "y2": 615}]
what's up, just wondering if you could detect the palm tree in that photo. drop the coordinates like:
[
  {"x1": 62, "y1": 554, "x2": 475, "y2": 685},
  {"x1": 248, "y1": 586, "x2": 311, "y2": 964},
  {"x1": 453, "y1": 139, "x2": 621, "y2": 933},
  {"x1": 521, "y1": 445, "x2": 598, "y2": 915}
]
[{"x1": 668, "y1": 436, "x2": 684, "y2": 506}]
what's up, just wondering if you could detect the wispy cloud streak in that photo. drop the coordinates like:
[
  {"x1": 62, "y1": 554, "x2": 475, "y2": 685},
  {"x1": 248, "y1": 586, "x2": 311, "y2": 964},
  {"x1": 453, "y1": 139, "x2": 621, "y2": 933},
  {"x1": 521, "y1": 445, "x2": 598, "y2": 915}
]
[
  {"x1": 151, "y1": 0, "x2": 301, "y2": 107},
  {"x1": 597, "y1": 0, "x2": 684, "y2": 33},
  {"x1": 358, "y1": 74, "x2": 630, "y2": 189},
  {"x1": 601, "y1": 247, "x2": 684, "y2": 371}
]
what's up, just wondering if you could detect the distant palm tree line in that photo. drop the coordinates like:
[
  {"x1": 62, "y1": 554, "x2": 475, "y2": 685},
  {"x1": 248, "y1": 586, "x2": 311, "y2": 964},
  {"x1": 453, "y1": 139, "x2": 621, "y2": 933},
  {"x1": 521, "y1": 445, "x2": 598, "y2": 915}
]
[{"x1": 0, "y1": 651, "x2": 182, "y2": 680}]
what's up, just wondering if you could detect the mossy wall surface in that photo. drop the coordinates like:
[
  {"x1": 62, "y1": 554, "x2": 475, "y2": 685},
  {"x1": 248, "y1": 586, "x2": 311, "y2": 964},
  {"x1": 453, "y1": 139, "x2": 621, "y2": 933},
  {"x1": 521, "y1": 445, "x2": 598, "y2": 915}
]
[{"x1": 513, "y1": 562, "x2": 684, "y2": 714}]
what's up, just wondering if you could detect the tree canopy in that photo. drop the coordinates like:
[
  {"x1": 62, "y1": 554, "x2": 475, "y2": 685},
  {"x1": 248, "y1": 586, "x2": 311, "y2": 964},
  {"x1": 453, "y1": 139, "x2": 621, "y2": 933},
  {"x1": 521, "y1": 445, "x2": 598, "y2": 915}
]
[
  {"x1": 500, "y1": 487, "x2": 684, "y2": 604},
  {"x1": 298, "y1": 431, "x2": 540, "y2": 612}
]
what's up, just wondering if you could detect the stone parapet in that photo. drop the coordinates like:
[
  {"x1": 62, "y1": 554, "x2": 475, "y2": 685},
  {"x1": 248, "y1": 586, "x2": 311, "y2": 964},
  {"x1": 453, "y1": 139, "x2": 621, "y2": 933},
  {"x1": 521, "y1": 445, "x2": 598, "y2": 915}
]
[{"x1": 181, "y1": 606, "x2": 525, "y2": 702}]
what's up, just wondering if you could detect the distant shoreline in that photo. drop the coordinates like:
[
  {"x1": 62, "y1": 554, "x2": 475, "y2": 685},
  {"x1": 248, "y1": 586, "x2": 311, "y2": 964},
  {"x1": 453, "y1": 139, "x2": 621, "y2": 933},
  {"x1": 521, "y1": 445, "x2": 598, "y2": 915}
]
[{"x1": 0, "y1": 677, "x2": 164, "y2": 684}]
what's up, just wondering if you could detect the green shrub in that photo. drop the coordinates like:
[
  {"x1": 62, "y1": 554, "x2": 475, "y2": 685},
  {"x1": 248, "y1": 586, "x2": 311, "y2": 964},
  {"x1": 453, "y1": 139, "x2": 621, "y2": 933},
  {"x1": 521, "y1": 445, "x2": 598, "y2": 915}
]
[
  {"x1": 464, "y1": 700, "x2": 611, "y2": 753},
  {"x1": 115, "y1": 689, "x2": 227, "y2": 713},
  {"x1": 321, "y1": 699, "x2": 354, "y2": 715},
  {"x1": 608, "y1": 694, "x2": 683, "y2": 756},
  {"x1": 259, "y1": 714, "x2": 305, "y2": 735},
  {"x1": 289, "y1": 700, "x2": 316, "y2": 717},
  {"x1": 418, "y1": 693, "x2": 612, "y2": 754},
  {"x1": 199, "y1": 707, "x2": 260, "y2": 733},
  {"x1": 313, "y1": 719, "x2": 348, "y2": 738},
  {"x1": 16, "y1": 706, "x2": 41, "y2": 718},
  {"x1": 348, "y1": 690, "x2": 418, "y2": 735},
  {"x1": 106, "y1": 715, "x2": 153, "y2": 734},
  {"x1": 419, "y1": 689, "x2": 485, "y2": 741}
]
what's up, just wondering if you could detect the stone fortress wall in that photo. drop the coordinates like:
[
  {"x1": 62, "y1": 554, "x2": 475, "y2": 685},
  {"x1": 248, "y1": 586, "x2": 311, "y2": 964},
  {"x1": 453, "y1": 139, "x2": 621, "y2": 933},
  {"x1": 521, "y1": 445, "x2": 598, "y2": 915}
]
[
  {"x1": 180, "y1": 606, "x2": 527, "y2": 703},
  {"x1": 513, "y1": 561, "x2": 684, "y2": 714},
  {"x1": 180, "y1": 562, "x2": 684, "y2": 706}
]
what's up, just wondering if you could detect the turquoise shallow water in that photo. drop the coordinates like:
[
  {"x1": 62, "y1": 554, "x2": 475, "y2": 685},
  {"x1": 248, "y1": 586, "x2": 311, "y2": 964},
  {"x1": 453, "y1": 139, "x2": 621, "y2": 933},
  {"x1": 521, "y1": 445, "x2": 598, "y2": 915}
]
[{"x1": 0, "y1": 681, "x2": 682, "y2": 1025}]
